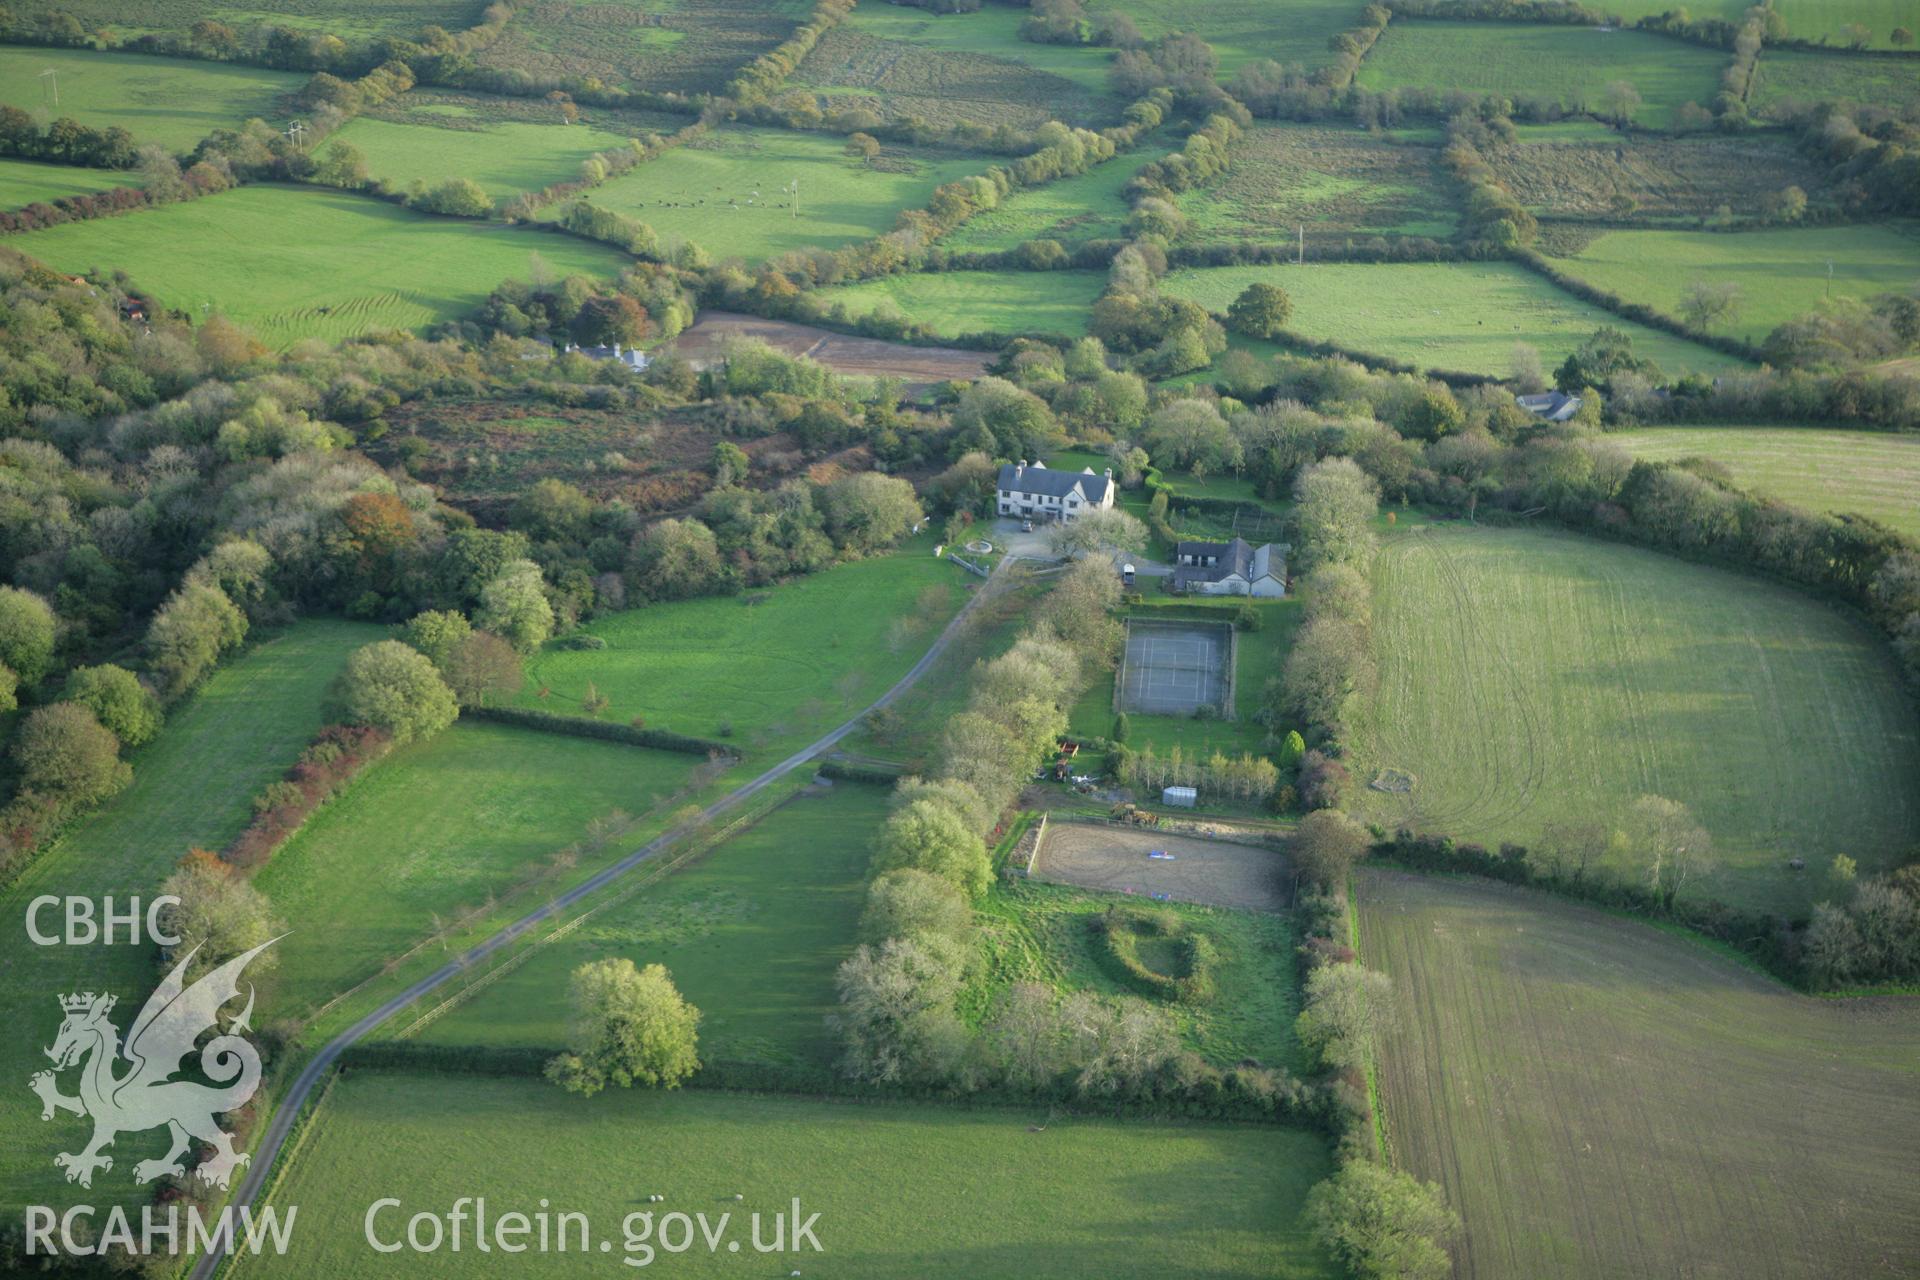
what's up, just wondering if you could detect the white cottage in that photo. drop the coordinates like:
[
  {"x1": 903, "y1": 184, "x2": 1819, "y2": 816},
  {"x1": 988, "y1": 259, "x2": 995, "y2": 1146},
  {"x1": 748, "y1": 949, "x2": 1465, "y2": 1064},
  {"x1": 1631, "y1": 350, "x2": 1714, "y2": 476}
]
[{"x1": 996, "y1": 460, "x2": 1115, "y2": 523}]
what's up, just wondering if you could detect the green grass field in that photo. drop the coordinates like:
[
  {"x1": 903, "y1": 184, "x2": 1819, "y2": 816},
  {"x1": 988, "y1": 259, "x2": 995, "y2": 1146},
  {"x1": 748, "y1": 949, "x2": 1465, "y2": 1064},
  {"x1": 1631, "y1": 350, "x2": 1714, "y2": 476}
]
[
  {"x1": 333, "y1": 116, "x2": 641, "y2": 200},
  {"x1": 9, "y1": 0, "x2": 473, "y2": 41},
  {"x1": 252, "y1": 720, "x2": 702, "y2": 1021},
  {"x1": 1356, "y1": 526, "x2": 1920, "y2": 913},
  {"x1": 8, "y1": 184, "x2": 628, "y2": 347},
  {"x1": 1750, "y1": 46, "x2": 1920, "y2": 116},
  {"x1": 1160, "y1": 261, "x2": 1743, "y2": 377},
  {"x1": 1772, "y1": 0, "x2": 1920, "y2": 48},
  {"x1": 520, "y1": 546, "x2": 968, "y2": 758},
  {"x1": 0, "y1": 619, "x2": 375, "y2": 1222},
  {"x1": 244, "y1": 1073, "x2": 1338, "y2": 1279},
  {"x1": 1090, "y1": 0, "x2": 1357, "y2": 74},
  {"x1": 1556, "y1": 223, "x2": 1920, "y2": 341},
  {"x1": 0, "y1": 47, "x2": 303, "y2": 151},
  {"x1": 1606, "y1": 425, "x2": 1920, "y2": 535},
  {"x1": 415, "y1": 780, "x2": 887, "y2": 1066},
  {"x1": 1359, "y1": 869, "x2": 1920, "y2": 1280},
  {"x1": 943, "y1": 146, "x2": 1161, "y2": 252},
  {"x1": 1174, "y1": 124, "x2": 1457, "y2": 248},
  {"x1": 1356, "y1": 22, "x2": 1729, "y2": 128},
  {"x1": 817, "y1": 269, "x2": 1104, "y2": 339},
  {"x1": 977, "y1": 877, "x2": 1307, "y2": 1071},
  {"x1": 560, "y1": 126, "x2": 989, "y2": 262},
  {"x1": 0, "y1": 157, "x2": 139, "y2": 209}
]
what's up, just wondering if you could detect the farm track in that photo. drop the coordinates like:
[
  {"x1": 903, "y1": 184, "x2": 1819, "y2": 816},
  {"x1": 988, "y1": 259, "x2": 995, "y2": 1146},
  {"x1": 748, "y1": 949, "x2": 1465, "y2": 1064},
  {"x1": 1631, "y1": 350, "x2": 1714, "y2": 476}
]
[{"x1": 191, "y1": 560, "x2": 1016, "y2": 1280}]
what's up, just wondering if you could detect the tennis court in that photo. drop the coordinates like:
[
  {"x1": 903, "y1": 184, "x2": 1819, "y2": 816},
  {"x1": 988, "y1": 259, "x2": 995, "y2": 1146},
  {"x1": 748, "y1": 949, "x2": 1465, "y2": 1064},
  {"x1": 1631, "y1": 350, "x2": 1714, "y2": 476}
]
[{"x1": 1118, "y1": 619, "x2": 1235, "y2": 717}]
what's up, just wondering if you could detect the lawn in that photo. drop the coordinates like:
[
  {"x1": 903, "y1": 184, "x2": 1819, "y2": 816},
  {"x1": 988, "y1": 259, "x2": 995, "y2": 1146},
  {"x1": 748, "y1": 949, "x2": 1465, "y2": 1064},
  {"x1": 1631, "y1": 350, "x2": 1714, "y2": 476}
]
[
  {"x1": 245, "y1": 1074, "x2": 1339, "y2": 1279},
  {"x1": 976, "y1": 877, "x2": 1307, "y2": 1072},
  {"x1": 0, "y1": 47, "x2": 303, "y2": 152},
  {"x1": 1358, "y1": 869, "x2": 1920, "y2": 1280},
  {"x1": 557, "y1": 126, "x2": 990, "y2": 262},
  {"x1": 1160, "y1": 261, "x2": 1743, "y2": 377},
  {"x1": 253, "y1": 719, "x2": 703, "y2": 1021},
  {"x1": 0, "y1": 157, "x2": 139, "y2": 209},
  {"x1": 332, "y1": 116, "x2": 642, "y2": 200},
  {"x1": 942, "y1": 145, "x2": 1162, "y2": 252},
  {"x1": 1069, "y1": 598, "x2": 1301, "y2": 760},
  {"x1": 7, "y1": 183, "x2": 629, "y2": 347},
  {"x1": 1751, "y1": 45, "x2": 1920, "y2": 115},
  {"x1": 1556, "y1": 223, "x2": 1920, "y2": 341},
  {"x1": 1356, "y1": 22, "x2": 1729, "y2": 128},
  {"x1": 0, "y1": 619, "x2": 375, "y2": 1223},
  {"x1": 1606, "y1": 424, "x2": 1920, "y2": 536},
  {"x1": 519, "y1": 545, "x2": 969, "y2": 759},
  {"x1": 816, "y1": 269, "x2": 1105, "y2": 340},
  {"x1": 1174, "y1": 124, "x2": 1457, "y2": 249},
  {"x1": 795, "y1": 4, "x2": 1119, "y2": 128},
  {"x1": 1090, "y1": 0, "x2": 1358, "y2": 75},
  {"x1": 414, "y1": 780, "x2": 888, "y2": 1067},
  {"x1": 1355, "y1": 525, "x2": 1920, "y2": 914}
]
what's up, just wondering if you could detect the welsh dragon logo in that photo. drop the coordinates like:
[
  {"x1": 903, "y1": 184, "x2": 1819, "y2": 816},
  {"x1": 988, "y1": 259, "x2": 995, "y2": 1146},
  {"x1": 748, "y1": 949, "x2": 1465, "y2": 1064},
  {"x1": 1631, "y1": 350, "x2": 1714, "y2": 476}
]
[{"x1": 29, "y1": 939, "x2": 274, "y2": 1190}]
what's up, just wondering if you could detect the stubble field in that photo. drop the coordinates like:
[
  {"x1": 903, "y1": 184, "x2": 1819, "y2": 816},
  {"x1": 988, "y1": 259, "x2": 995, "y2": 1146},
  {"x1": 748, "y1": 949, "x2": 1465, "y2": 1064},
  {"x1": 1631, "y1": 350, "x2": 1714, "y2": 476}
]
[{"x1": 1358, "y1": 869, "x2": 1920, "y2": 1280}]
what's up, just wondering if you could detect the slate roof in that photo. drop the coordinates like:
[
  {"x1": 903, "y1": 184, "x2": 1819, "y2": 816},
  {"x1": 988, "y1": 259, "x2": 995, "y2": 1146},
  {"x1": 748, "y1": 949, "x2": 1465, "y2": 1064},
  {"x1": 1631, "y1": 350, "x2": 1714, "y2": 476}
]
[{"x1": 998, "y1": 461, "x2": 1112, "y2": 504}]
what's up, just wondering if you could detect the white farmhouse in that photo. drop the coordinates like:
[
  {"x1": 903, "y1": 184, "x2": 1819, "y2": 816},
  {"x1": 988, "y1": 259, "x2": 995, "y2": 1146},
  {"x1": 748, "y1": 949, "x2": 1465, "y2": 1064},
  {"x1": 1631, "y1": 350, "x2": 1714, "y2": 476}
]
[{"x1": 996, "y1": 459, "x2": 1115, "y2": 523}]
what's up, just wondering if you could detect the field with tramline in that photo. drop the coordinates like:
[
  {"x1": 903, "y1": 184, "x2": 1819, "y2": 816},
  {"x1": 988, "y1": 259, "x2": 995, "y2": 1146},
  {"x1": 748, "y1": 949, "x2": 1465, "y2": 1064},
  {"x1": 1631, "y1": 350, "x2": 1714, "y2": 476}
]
[
  {"x1": 7, "y1": 184, "x2": 627, "y2": 346},
  {"x1": 0, "y1": 620, "x2": 376, "y2": 1222},
  {"x1": 1606, "y1": 425, "x2": 1920, "y2": 535},
  {"x1": 817, "y1": 269, "x2": 1104, "y2": 339},
  {"x1": 1488, "y1": 132, "x2": 1825, "y2": 221},
  {"x1": 247, "y1": 1074, "x2": 1339, "y2": 1278},
  {"x1": 0, "y1": 157, "x2": 139, "y2": 209},
  {"x1": 1356, "y1": 526, "x2": 1920, "y2": 913},
  {"x1": 253, "y1": 720, "x2": 709, "y2": 1021},
  {"x1": 1750, "y1": 47, "x2": 1920, "y2": 117},
  {"x1": 1159, "y1": 261, "x2": 1742, "y2": 377},
  {"x1": 0, "y1": 47, "x2": 301, "y2": 151},
  {"x1": 519, "y1": 546, "x2": 967, "y2": 759},
  {"x1": 475, "y1": 0, "x2": 809, "y2": 94},
  {"x1": 1356, "y1": 23, "x2": 1728, "y2": 128},
  {"x1": 557, "y1": 126, "x2": 990, "y2": 262},
  {"x1": 1358, "y1": 869, "x2": 1920, "y2": 1280},
  {"x1": 414, "y1": 780, "x2": 888, "y2": 1065},
  {"x1": 1175, "y1": 125, "x2": 1456, "y2": 249},
  {"x1": 1554, "y1": 223, "x2": 1920, "y2": 341}
]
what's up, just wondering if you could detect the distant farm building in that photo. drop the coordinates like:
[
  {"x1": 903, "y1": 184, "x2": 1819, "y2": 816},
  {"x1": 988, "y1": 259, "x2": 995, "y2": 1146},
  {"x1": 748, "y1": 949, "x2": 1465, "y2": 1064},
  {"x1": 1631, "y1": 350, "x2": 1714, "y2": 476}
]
[
  {"x1": 997, "y1": 459, "x2": 1115, "y2": 523},
  {"x1": 564, "y1": 340, "x2": 650, "y2": 371},
  {"x1": 1516, "y1": 391, "x2": 1582, "y2": 422},
  {"x1": 1171, "y1": 538, "x2": 1287, "y2": 598}
]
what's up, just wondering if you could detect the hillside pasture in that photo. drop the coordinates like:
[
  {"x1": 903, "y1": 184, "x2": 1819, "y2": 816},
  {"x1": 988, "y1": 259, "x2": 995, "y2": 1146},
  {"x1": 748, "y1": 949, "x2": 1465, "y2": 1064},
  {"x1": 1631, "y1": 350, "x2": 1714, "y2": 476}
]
[
  {"x1": 1605, "y1": 425, "x2": 1920, "y2": 536},
  {"x1": 1356, "y1": 23, "x2": 1728, "y2": 128},
  {"x1": 1175, "y1": 125, "x2": 1456, "y2": 249},
  {"x1": 561, "y1": 126, "x2": 990, "y2": 262},
  {"x1": 797, "y1": 5, "x2": 1117, "y2": 129},
  {"x1": 1357, "y1": 526, "x2": 1920, "y2": 914},
  {"x1": 1487, "y1": 132, "x2": 1826, "y2": 221},
  {"x1": 1555, "y1": 223, "x2": 1920, "y2": 342},
  {"x1": 253, "y1": 720, "x2": 703, "y2": 1021},
  {"x1": 0, "y1": 157, "x2": 138, "y2": 209},
  {"x1": 0, "y1": 620, "x2": 375, "y2": 1222},
  {"x1": 7, "y1": 184, "x2": 628, "y2": 347},
  {"x1": 1159, "y1": 261, "x2": 1742, "y2": 377},
  {"x1": 414, "y1": 781, "x2": 887, "y2": 1066},
  {"x1": 942, "y1": 146, "x2": 1161, "y2": 252},
  {"x1": 332, "y1": 115, "x2": 642, "y2": 200},
  {"x1": 250, "y1": 1074, "x2": 1339, "y2": 1279},
  {"x1": 519, "y1": 547, "x2": 968, "y2": 759},
  {"x1": 1088, "y1": 0, "x2": 1357, "y2": 74},
  {"x1": 1359, "y1": 869, "x2": 1920, "y2": 1280},
  {"x1": 816, "y1": 269, "x2": 1104, "y2": 340},
  {"x1": 0, "y1": 47, "x2": 303, "y2": 151},
  {"x1": 475, "y1": 0, "x2": 810, "y2": 94},
  {"x1": 1750, "y1": 46, "x2": 1920, "y2": 116}
]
